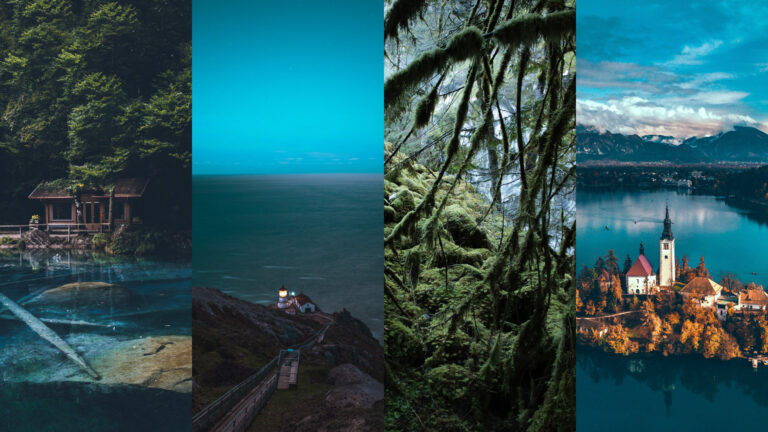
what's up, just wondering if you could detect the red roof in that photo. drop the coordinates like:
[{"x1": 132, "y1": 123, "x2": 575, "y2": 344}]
[
  {"x1": 597, "y1": 270, "x2": 611, "y2": 281},
  {"x1": 294, "y1": 293, "x2": 314, "y2": 306},
  {"x1": 626, "y1": 255, "x2": 655, "y2": 277}
]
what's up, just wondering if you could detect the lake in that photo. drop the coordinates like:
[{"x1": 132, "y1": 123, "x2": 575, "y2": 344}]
[
  {"x1": 577, "y1": 346, "x2": 768, "y2": 430},
  {"x1": 192, "y1": 174, "x2": 383, "y2": 339},
  {"x1": 577, "y1": 188, "x2": 768, "y2": 287},
  {"x1": 576, "y1": 187, "x2": 768, "y2": 429},
  {"x1": 0, "y1": 249, "x2": 191, "y2": 431}
]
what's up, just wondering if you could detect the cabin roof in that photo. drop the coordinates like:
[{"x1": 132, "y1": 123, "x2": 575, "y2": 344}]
[
  {"x1": 680, "y1": 277, "x2": 722, "y2": 297},
  {"x1": 739, "y1": 288, "x2": 768, "y2": 306},
  {"x1": 29, "y1": 178, "x2": 149, "y2": 200},
  {"x1": 626, "y1": 255, "x2": 655, "y2": 277},
  {"x1": 294, "y1": 293, "x2": 314, "y2": 306}
]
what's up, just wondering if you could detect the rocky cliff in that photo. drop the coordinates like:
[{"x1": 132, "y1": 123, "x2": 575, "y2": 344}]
[{"x1": 192, "y1": 286, "x2": 384, "y2": 431}]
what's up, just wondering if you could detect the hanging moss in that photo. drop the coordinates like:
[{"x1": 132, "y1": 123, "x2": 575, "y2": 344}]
[
  {"x1": 384, "y1": 0, "x2": 428, "y2": 41},
  {"x1": 413, "y1": 79, "x2": 440, "y2": 129},
  {"x1": 385, "y1": 26, "x2": 484, "y2": 112},
  {"x1": 492, "y1": 10, "x2": 575, "y2": 50}
]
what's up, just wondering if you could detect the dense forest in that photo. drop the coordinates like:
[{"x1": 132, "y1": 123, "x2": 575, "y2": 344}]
[
  {"x1": 384, "y1": 0, "x2": 575, "y2": 430},
  {"x1": 0, "y1": 0, "x2": 190, "y2": 226}
]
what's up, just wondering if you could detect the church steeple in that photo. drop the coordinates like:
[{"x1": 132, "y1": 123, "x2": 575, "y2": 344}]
[
  {"x1": 639, "y1": 241, "x2": 645, "y2": 256},
  {"x1": 661, "y1": 204, "x2": 674, "y2": 240}
]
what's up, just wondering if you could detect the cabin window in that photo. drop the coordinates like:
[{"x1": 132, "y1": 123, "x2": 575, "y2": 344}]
[
  {"x1": 113, "y1": 202, "x2": 125, "y2": 220},
  {"x1": 52, "y1": 202, "x2": 72, "y2": 221}
]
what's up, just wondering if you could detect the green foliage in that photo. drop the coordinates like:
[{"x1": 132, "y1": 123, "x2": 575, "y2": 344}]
[
  {"x1": 0, "y1": 0, "x2": 190, "y2": 224},
  {"x1": 385, "y1": 1, "x2": 576, "y2": 429},
  {"x1": 108, "y1": 225, "x2": 184, "y2": 258},
  {"x1": 91, "y1": 232, "x2": 109, "y2": 249}
]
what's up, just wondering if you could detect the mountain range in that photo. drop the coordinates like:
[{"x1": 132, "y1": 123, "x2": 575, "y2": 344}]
[{"x1": 577, "y1": 125, "x2": 768, "y2": 164}]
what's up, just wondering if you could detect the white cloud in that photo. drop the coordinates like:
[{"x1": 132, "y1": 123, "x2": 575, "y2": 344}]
[
  {"x1": 667, "y1": 40, "x2": 723, "y2": 66},
  {"x1": 577, "y1": 96, "x2": 759, "y2": 137}
]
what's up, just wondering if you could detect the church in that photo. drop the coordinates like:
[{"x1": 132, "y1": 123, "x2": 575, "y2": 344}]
[{"x1": 625, "y1": 205, "x2": 676, "y2": 295}]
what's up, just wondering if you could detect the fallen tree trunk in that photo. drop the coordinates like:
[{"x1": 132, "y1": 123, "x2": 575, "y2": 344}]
[{"x1": 0, "y1": 291, "x2": 101, "y2": 380}]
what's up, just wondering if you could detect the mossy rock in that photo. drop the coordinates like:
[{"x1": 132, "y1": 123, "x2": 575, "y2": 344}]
[
  {"x1": 443, "y1": 204, "x2": 492, "y2": 249},
  {"x1": 385, "y1": 319, "x2": 423, "y2": 367},
  {"x1": 389, "y1": 187, "x2": 416, "y2": 219},
  {"x1": 384, "y1": 205, "x2": 397, "y2": 223},
  {"x1": 432, "y1": 240, "x2": 489, "y2": 268},
  {"x1": 425, "y1": 364, "x2": 470, "y2": 401}
]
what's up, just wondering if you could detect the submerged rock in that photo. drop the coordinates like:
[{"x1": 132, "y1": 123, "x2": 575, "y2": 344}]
[
  {"x1": 26, "y1": 282, "x2": 139, "y2": 308},
  {"x1": 2, "y1": 333, "x2": 191, "y2": 393},
  {"x1": 85, "y1": 335, "x2": 192, "y2": 393}
]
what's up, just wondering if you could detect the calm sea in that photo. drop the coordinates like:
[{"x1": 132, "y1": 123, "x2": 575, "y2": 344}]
[
  {"x1": 577, "y1": 188, "x2": 768, "y2": 430},
  {"x1": 192, "y1": 174, "x2": 383, "y2": 339}
]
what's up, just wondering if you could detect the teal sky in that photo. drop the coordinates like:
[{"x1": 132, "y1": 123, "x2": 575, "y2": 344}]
[
  {"x1": 578, "y1": 0, "x2": 768, "y2": 138},
  {"x1": 192, "y1": 0, "x2": 382, "y2": 174}
]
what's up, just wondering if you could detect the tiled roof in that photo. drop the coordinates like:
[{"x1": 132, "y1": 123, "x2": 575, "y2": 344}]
[
  {"x1": 680, "y1": 277, "x2": 722, "y2": 297},
  {"x1": 739, "y1": 288, "x2": 768, "y2": 306},
  {"x1": 626, "y1": 255, "x2": 655, "y2": 277}
]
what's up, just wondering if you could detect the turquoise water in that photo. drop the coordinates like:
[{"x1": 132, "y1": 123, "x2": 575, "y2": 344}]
[
  {"x1": 578, "y1": 346, "x2": 768, "y2": 431},
  {"x1": 577, "y1": 189, "x2": 768, "y2": 287},
  {"x1": 0, "y1": 250, "x2": 191, "y2": 431},
  {"x1": 192, "y1": 174, "x2": 383, "y2": 339},
  {"x1": 576, "y1": 188, "x2": 768, "y2": 430}
]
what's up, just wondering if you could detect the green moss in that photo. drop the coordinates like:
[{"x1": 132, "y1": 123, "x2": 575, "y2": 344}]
[
  {"x1": 385, "y1": 319, "x2": 424, "y2": 367},
  {"x1": 0, "y1": 236, "x2": 17, "y2": 245},
  {"x1": 384, "y1": 0, "x2": 428, "y2": 41},
  {"x1": 425, "y1": 364, "x2": 470, "y2": 400},
  {"x1": 443, "y1": 204, "x2": 491, "y2": 249},
  {"x1": 385, "y1": 27, "x2": 483, "y2": 114},
  {"x1": 91, "y1": 233, "x2": 109, "y2": 249},
  {"x1": 492, "y1": 10, "x2": 576, "y2": 50}
]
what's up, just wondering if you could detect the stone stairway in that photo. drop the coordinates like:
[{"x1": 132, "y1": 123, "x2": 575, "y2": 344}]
[{"x1": 277, "y1": 360, "x2": 298, "y2": 390}]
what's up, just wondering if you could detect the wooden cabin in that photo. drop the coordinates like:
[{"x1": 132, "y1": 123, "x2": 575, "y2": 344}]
[{"x1": 28, "y1": 178, "x2": 149, "y2": 232}]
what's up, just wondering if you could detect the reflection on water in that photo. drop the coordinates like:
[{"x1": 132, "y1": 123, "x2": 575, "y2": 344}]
[
  {"x1": 0, "y1": 249, "x2": 191, "y2": 431},
  {"x1": 577, "y1": 189, "x2": 768, "y2": 287},
  {"x1": 577, "y1": 346, "x2": 768, "y2": 430},
  {"x1": 577, "y1": 188, "x2": 768, "y2": 430}
]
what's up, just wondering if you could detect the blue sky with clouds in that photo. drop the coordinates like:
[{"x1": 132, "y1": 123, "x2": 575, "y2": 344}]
[
  {"x1": 578, "y1": 0, "x2": 768, "y2": 138},
  {"x1": 192, "y1": 0, "x2": 382, "y2": 174}
]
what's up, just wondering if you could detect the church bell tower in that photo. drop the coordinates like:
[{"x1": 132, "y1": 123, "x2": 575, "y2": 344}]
[{"x1": 659, "y1": 204, "x2": 675, "y2": 288}]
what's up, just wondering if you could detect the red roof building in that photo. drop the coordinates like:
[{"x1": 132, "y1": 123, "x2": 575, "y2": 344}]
[{"x1": 626, "y1": 255, "x2": 655, "y2": 277}]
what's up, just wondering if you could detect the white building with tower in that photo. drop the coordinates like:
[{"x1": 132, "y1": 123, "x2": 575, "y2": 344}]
[{"x1": 658, "y1": 205, "x2": 676, "y2": 288}]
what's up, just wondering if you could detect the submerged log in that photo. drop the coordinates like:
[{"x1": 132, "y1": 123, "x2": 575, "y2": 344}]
[
  {"x1": 0, "y1": 291, "x2": 101, "y2": 380},
  {"x1": 0, "y1": 313, "x2": 112, "y2": 328}
]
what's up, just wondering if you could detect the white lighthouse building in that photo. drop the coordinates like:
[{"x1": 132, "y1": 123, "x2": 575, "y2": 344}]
[{"x1": 658, "y1": 204, "x2": 675, "y2": 289}]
